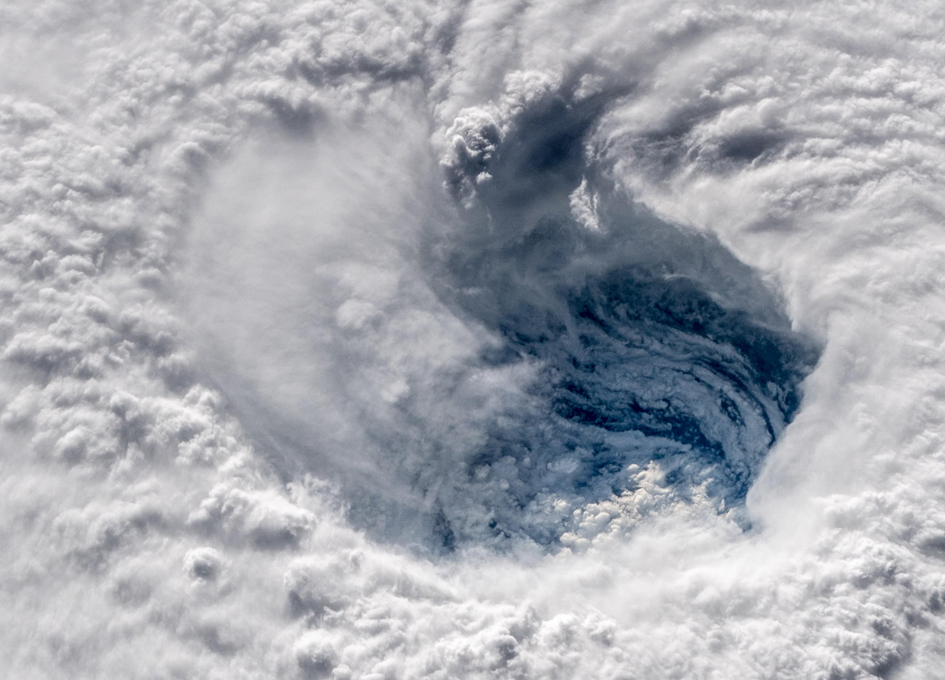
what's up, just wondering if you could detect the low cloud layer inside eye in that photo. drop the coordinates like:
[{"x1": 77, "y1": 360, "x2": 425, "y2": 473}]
[{"x1": 427, "y1": 86, "x2": 820, "y2": 548}]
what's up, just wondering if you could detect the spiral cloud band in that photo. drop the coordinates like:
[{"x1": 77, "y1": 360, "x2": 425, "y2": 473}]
[{"x1": 2, "y1": 1, "x2": 945, "y2": 679}]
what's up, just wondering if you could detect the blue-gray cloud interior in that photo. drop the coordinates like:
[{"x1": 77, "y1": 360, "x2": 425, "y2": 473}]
[{"x1": 408, "y1": 91, "x2": 820, "y2": 548}]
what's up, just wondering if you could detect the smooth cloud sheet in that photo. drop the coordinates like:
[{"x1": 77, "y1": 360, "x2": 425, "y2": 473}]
[{"x1": 2, "y1": 1, "x2": 945, "y2": 679}]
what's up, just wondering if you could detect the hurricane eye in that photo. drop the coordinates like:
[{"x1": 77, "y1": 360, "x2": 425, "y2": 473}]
[
  {"x1": 183, "y1": 100, "x2": 819, "y2": 555},
  {"x1": 425, "y1": 94, "x2": 820, "y2": 548}
]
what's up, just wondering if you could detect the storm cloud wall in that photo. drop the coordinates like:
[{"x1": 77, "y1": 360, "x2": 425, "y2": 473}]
[{"x1": 2, "y1": 1, "x2": 944, "y2": 679}]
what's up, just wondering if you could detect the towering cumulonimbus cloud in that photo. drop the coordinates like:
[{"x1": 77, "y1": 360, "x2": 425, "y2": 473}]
[{"x1": 2, "y1": 1, "x2": 945, "y2": 679}]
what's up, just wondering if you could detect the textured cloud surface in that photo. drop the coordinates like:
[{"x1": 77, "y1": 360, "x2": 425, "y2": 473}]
[{"x1": 3, "y1": 1, "x2": 945, "y2": 678}]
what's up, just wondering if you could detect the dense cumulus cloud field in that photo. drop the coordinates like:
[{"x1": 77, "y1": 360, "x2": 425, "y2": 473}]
[{"x1": 3, "y1": 0, "x2": 945, "y2": 678}]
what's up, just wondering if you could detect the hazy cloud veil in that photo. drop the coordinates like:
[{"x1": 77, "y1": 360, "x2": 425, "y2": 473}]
[{"x1": 2, "y1": 0, "x2": 945, "y2": 678}]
